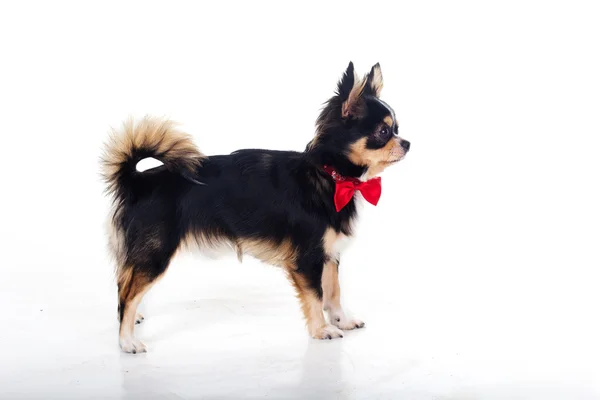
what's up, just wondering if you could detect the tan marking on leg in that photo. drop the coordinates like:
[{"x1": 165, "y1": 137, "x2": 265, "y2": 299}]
[
  {"x1": 118, "y1": 271, "x2": 158, "y2": 353},
  {"x1": 322, "y1": 260, "x2": 340, "y2": 310},
  {"x1": 322, "y1": 260, "x2": 365, "y2": 330},
  {"x1": 286, "y1": 268, "x2": 343, "y2": 340},
  {"x1": 322, "y1": 260, "x2": 341, "y2": 312},
  {"x1": 117, "y1": 266, "x2": 134, "y2": 301}
]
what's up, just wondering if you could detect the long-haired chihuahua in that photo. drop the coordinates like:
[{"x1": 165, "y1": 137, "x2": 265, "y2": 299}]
[{"x1": 102, "y1": 62, "x2": 410, "y2": 353}]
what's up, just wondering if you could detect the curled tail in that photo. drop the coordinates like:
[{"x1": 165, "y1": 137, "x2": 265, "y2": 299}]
[
  {"x1": 102, "y1": 116, "x2": 204, "y2": 268},
  {"x1": 101, "y1": 116, "x2": 205, "y2": 201}
]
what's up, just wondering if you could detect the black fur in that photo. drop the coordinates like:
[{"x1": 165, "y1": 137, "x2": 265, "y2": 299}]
[
  {"x1": 105, "y1": 62, "x2": 409, "y2": 349},
  {"x1": 116, "y1": 149, "x2": 355, "y2": 296}
]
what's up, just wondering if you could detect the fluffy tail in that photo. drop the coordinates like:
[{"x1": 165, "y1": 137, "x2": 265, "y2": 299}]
[{"x1": 101, "y1": 116, "x2": 204, "y2": 201}]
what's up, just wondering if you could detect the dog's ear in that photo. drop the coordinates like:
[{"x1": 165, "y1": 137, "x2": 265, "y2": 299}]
[
  {"x1": 337, "y1": 61, "x2": 356, "y2": 100},
  {"x1": 364, "y1": 63, "x2": 383, "y2": 97},
  {"x1": 338, "y1": 62, "x2": 367, "y2": 119}
]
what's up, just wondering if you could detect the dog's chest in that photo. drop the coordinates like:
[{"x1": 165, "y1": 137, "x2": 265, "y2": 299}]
[
  {"x1": 331, "y1": 233, "x2": 352, "y2": 256},
  {"x1": 329, "y1": 196, "x2": 364, "y2": 256}
]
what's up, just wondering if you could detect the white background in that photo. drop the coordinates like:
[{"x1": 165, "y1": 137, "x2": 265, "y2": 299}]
[{"x1": 1, "y1": 1, "x2": 599, "y2": 399}]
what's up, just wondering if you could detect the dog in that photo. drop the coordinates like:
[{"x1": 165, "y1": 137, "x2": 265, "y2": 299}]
[{"x1": 102, "y1": 62, "x2": 410, "y2": 353}]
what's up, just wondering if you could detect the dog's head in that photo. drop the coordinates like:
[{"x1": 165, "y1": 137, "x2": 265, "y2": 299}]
[{"x1": 307, "y1": 62, "x2": 410, "y2": 179}]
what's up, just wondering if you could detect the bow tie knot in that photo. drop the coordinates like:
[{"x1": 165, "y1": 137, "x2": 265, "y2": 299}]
[{"x1": 323, "y1": 165, "x2": 382, "y2": 212}]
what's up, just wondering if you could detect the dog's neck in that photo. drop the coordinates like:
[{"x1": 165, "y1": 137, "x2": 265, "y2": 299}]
[{"x1": 306, "y1": 146, "x2": 366, "y2": 179}]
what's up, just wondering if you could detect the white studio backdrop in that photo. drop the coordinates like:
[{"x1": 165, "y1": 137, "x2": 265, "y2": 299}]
[{"x1": 0, "y1": 1, "x2": 599, "y2": 399}]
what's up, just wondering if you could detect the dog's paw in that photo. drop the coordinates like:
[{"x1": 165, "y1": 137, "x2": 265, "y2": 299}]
[
  {"x1": 311, "y1": 324, "x2": 344, "y2": 340},
  {"x1": 330, "y1": 315, "x2": 365, "y2": 330},
  {"x1": 120, "y1": 337, "x2": 147, "y2": 354},
  {"x1": 135, "y1": 313, "x2": 145, "y2": 325}
]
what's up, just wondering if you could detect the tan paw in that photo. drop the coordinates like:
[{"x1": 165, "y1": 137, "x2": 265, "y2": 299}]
[
  {"x1": 331, "y1": 316, "x2": 365, "y2": 330},
  {"x1": 120, "y1": 337, "x2": 147, "y2": 354},
  {"x1": 311, "y1": 324, "x2": 344, "y2": 340}
]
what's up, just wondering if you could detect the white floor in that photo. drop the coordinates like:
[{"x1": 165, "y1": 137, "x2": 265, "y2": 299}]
[
  {"x1": 2, "y1": 243, "x2": 599, "y2": 400},
  {"x1": 1, "y1": 1, "x2": 600, "y2": 398}
]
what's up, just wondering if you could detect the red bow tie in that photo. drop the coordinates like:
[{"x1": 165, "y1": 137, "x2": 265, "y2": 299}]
[{"x1": 323, "y1": 165, "x2": 382, "y2": 212}]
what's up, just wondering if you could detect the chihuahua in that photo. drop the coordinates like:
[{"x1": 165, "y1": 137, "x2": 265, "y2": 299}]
[{"x1": 102, "y1": 62, "x2": 410, "y2": 353}]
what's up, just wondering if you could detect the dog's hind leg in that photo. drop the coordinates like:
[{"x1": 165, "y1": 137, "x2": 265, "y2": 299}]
[
  {"x1": 117, "y1": 305, "x2": 145, "y2": 324},
  {"x1": 114, "y1": 217, "x2": 181, "y2": 353},
  {"x1": 117, "y1": 248, "x2": 174, "y2": 353},
  {"x1": 117, "y1": 267, "x2": 158, "y2": 354}
]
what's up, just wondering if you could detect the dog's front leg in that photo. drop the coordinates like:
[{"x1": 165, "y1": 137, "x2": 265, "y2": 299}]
[
  {"x1": 287, "y1": 262, "x2": 344, "y2": 340},
  {"x1": 322, "y1": 257, "x2": 365, "y2": 330}
]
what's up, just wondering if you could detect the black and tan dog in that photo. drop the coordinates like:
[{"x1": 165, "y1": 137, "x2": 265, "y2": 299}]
[{"x1": 102, "y1": 62, "x2": 410, "y2": 353}]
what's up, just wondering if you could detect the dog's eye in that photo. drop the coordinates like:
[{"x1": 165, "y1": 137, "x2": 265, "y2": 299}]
[{"x1": 378, "y1": 127, "x2": 390, "y2": 137}]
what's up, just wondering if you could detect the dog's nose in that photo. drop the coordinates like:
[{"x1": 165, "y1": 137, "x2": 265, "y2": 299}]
[{"x1": 400, "y1": 140, "x2": 410, "y2": 151}]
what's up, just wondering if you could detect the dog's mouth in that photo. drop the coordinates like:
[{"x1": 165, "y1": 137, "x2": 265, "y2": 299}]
[
  {"x1": 385, "y1": 153, "x2": 406, "y2": 165},
  {"x1": 386, "y1": 146, "x2": 407, "y2": 165}
]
